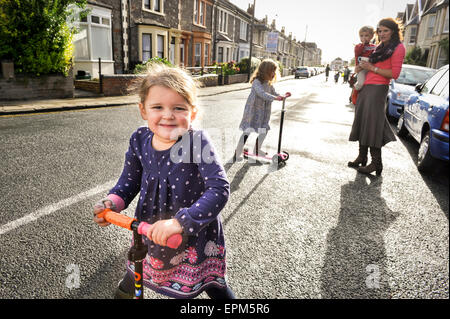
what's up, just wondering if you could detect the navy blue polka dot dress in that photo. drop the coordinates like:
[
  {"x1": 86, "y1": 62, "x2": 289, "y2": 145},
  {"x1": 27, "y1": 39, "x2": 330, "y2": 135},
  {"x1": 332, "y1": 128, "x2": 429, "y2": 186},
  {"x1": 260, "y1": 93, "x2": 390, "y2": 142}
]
[{"x1": 109, "y1": 127, "x2": 230, "y2": 298}]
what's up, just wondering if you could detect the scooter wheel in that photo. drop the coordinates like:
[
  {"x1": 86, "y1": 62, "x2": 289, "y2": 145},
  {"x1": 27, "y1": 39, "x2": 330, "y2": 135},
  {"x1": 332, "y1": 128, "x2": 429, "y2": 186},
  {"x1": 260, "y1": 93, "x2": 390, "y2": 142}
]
[{"x1": 271, "y1": 154, "x2": 281, "y2": 165}]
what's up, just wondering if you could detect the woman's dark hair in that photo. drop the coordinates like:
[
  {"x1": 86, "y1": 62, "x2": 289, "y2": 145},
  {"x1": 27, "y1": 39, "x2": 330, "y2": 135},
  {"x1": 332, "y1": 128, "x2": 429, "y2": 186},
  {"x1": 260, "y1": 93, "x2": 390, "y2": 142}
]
[{"x1": 376, "y1": 18, "x2": 404, "y2": 43}]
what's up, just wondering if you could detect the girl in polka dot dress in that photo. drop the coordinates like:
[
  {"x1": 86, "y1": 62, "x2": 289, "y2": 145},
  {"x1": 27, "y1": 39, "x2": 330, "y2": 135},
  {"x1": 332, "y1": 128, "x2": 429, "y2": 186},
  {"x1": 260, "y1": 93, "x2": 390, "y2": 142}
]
[{"x1": 93, "y1": 63, "x2": 235, "y2": 299}]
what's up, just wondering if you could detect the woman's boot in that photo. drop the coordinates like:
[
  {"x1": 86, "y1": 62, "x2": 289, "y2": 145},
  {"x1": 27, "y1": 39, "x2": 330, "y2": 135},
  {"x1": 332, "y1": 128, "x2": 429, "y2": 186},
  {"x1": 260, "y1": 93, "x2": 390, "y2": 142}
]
[
  {"x1": 348, "y1": 144, "x2": 368, "y2": 167},
  {"x1": 358, "y1": 147, "x2": 383, "y2": 176}
]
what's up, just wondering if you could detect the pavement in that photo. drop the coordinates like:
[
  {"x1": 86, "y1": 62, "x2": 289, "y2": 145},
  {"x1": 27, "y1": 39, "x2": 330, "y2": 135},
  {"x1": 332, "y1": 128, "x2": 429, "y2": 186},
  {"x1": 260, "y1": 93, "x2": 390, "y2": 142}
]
[{"x1": 0, "y1": 75, "x2": 295, "y2": 115}]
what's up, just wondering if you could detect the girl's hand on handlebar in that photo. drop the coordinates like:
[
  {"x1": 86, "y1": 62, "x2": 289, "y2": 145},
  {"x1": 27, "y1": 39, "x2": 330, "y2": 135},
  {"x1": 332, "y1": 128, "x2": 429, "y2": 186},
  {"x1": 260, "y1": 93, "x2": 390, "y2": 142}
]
[
  {"x1": 275, "y1": 95, "x2": 284, "y2": 101},
  {"x1": 146, "y1": 218, "x2": 183, "y2": 246},
  {"x1": 93, "y1": 198, "x2": 114, "y2": 227}
]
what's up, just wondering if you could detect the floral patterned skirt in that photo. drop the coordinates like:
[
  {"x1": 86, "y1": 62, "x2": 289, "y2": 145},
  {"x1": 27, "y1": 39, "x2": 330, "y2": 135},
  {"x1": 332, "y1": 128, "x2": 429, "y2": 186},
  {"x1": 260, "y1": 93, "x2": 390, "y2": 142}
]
[{"x1": 126, "y1": 241, "x2": 228, "y2": 298}]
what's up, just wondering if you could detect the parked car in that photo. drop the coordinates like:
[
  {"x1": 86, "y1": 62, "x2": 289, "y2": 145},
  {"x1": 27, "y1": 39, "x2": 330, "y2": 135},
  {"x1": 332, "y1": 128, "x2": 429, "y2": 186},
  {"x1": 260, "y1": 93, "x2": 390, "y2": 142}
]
[
  {"x1": 295, "y1": 67, "x2": 310, "y2": 78},
  {"x1": 386, "y1": 64, "x2": 436, "y2": 119},
  {"x1": 396, "y1": 64, "x2": 449, "y2": 172}
]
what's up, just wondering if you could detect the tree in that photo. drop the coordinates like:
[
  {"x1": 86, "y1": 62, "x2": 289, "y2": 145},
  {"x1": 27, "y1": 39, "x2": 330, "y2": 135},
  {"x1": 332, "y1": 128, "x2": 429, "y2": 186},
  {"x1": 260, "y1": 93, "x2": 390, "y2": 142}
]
[
  {"x1": 404, "y1": 46, "x2": 427, "y2": 66},
  {"x1": 0, "y1": 0, "x2": 87, "y2": 76}
]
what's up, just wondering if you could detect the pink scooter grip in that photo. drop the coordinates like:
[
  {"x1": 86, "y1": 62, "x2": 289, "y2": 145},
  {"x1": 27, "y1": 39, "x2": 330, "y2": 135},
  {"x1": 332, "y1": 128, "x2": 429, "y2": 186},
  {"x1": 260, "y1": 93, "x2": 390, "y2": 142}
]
[{"x1": 137, "y1": 222, "x2": 182, "y2": 249}]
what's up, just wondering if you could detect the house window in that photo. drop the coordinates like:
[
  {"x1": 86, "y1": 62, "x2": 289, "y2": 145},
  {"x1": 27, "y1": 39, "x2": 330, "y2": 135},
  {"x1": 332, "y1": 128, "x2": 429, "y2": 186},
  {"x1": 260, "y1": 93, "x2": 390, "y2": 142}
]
[
  {"x1": 427, "y1": 15, "x2": 436, "y2": 38},
  {"x1": 409, "y1": 26, "x2": 417, "y2": 44},
  {"x1": 194, "y1": 0, "x2": 198, "y2": 23},
  {"x1": 443, "y1": 8, "x2": 449, "y2": 33},
  {"x1": 142, "y1": 34, "x2": 152, "y2": 61},
  {"x1": 204, "y1": 43, "x2": 209, "y2": 66},
  {"x1": 157, "y1": 34, "x2": 165, "y2": 58},
  {"x1": 154, "y1": 0, "x2": 161, "y2": 12},
  {"x1": 240, "y1": 20, "x2": 248, "y2": 40},
  {"x1": 218, "y1": 47, "x2": 224, "y2": 63},
  {"x1": 218, "y1": 9, "x2": 228, "y2": 33},
  {"x1": 437, "y1": 47, "x2": 447, "y2": 68},
  {"x1": 143, "y1": 0, "x2": 163, "y2": 14},
  {"x1": 194, "y1": 0, "x2": 206, "y2": 26},
  {"x1": 194, "y1": 43, "x2": 202, "y2": 66},
  {"x1": 74, "y1": 7, "x2": 112, "y2": 61}
]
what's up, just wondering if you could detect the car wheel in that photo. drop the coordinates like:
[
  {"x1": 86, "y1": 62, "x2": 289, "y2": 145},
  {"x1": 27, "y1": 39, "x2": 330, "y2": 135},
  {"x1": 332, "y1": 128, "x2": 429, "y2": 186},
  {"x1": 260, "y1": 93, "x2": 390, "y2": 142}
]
[
  {"x1": 417, "y1": 130, "x2": 435, "y2": 172},
  {"x1": 396, "y1": 113, "x2": 408, "y2": 137}
]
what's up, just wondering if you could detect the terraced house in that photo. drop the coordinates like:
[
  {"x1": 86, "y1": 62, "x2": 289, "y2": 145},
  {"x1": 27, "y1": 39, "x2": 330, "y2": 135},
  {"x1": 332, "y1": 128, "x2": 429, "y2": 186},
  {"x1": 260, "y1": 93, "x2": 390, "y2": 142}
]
[
  {"x1": 402, "y1": 0, "x2": 449, "y2": 69},
  {"x1": 72, "y1": 0, "x2": 322, "y2": 78}
]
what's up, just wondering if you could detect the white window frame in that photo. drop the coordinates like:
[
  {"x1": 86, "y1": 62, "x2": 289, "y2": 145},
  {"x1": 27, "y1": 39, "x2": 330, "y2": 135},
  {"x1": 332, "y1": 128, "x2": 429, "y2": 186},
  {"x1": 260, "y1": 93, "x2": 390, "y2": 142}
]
[
  {"x1": 240, "y1": 20, "x2": 248, "y2": 41},
  {"x1": 427, "y1": 14, "x2": 436, "y2": 38},
  {"x1": 143, "y1": 0, "x2": 165, "y2": 16},
  {"x1": 409, "y1": 26, "x2": 417, "y2": 44},
  {"x1": 194, "y1": 43, "x2": 202, "y2": 67},
  {"x1": 138, "y1": 26, "x2": 167, "y2": 62},
  {"x1": 218, "y1": 8, "x2": 229, "y2": 34},
  {"x1": 443, "y1": 8, "x2": 449, "y2": 33},
  {"x1": 74, "y1": 6, "x2": 113, "y2": 62},
  {"x1": 193, "y1": 0, "x2": 206, "y2": 27}
]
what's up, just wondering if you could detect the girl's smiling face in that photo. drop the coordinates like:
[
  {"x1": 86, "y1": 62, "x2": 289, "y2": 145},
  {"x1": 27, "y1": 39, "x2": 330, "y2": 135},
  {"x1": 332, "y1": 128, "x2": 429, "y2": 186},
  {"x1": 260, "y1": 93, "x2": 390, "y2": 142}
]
[{"x1": 139, "y1": 85, "x2": 196, "y2": 150}]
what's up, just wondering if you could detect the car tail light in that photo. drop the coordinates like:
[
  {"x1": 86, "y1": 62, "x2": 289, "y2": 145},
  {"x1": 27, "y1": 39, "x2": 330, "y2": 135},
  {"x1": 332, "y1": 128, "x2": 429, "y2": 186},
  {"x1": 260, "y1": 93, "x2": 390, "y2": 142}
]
[{"x1": 441, "y1": 109, "x2": 449, "y2": 132}]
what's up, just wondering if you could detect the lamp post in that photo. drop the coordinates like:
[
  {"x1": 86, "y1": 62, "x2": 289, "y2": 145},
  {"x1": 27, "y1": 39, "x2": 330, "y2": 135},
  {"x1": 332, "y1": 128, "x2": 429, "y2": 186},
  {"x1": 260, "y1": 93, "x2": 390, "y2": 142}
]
[{"x1": 247, "y1": 0, "x2": 256, "y2": 82}]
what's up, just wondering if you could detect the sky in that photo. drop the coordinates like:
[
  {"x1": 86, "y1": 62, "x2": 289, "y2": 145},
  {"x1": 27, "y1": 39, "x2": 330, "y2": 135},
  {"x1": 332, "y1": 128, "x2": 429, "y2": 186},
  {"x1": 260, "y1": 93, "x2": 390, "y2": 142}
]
[{"x1": 229, "y1": 0, "x2": 414, "y2": 64}]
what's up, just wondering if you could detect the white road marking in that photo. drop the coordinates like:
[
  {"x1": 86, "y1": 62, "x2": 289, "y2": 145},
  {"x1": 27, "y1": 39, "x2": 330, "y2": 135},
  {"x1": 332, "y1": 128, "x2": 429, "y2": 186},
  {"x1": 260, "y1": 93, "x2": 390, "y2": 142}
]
[{"x1": 0, "y1": 180, "x2": 115, "y2": 236}]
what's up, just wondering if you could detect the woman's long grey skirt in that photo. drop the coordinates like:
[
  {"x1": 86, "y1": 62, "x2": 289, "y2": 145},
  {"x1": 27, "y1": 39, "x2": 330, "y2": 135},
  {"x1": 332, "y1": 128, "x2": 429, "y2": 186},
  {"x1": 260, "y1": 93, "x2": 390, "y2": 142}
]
[{"x1": 349, "y1": 84, "x2": 396, "y2": 148}]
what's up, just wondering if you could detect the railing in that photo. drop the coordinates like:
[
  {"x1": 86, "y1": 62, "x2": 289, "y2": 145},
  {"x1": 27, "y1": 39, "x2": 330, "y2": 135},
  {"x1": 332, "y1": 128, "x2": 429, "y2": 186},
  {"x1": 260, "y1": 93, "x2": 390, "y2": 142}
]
[{"x1": 185, "y1": 66, "x2": 222, "y2": 77}]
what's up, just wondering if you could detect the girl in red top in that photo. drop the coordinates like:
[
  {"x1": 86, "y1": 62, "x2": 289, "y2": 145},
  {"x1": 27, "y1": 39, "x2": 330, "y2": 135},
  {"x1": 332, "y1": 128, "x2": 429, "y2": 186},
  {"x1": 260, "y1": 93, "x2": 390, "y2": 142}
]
[
  {"x1": 354, "y1": 26, "x2": 377, "y2": 91},
  {"x1": 348, "y1": 18, "x2": 406, "y2": 176}
]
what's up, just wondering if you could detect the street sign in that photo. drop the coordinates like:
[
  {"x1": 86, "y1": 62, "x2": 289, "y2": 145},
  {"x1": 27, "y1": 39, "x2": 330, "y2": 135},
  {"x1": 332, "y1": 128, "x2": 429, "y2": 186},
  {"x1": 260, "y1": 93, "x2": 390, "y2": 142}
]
[{"x1": 266, "y1": 32, "x2": 278, "y2": 53}]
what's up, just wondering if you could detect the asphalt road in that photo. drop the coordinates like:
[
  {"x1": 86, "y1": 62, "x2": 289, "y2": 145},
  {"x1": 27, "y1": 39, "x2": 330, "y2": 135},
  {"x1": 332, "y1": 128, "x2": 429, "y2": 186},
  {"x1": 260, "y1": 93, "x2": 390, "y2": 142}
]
[{"x1": 0, "y1": 75, "x2": 448, "y2": 299}]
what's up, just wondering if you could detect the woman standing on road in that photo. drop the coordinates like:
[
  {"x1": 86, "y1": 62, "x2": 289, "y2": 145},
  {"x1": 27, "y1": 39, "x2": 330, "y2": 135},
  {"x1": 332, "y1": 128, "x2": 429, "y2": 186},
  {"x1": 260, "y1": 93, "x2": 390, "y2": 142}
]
[{"x1": 348, "y1": 18, "x2": 406, "y2": 176}]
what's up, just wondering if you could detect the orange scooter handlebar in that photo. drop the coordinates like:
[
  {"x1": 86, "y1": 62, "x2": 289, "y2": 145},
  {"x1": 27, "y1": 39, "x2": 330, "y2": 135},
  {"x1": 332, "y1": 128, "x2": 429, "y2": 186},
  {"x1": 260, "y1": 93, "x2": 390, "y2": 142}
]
[{"x1": 97, "y1": 209, "x2": 182, "y2": 249}]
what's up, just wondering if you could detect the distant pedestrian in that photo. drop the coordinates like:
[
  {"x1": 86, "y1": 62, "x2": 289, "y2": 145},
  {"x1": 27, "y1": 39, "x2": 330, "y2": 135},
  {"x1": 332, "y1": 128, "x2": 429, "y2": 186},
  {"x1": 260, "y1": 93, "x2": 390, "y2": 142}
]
[
  {"x1": 348, "y1": 18, "x2": 406, "y2": 176},
  {"x1": 93, "y1": 63, "x2": 235, "y2": 299},
  {"x1": 234, "y1": 59, "x2": 291, "y2": 160},
  {"x1": 325, "y1": 64, "x2": 330, "y2": 81},
  {"x1": 343, "y1": 66, "x2": 350, "y2": 83},
  {"x1": 334, "y1": 71, "x2": 340, "y2": 84}
]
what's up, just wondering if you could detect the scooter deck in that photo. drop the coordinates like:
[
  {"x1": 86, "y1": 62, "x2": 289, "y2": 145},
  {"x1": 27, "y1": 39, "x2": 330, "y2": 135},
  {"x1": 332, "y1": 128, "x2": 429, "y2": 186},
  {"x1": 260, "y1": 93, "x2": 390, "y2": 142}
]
[{"x1": 243, "y1": 148, "x2": 272, "y2": 161}]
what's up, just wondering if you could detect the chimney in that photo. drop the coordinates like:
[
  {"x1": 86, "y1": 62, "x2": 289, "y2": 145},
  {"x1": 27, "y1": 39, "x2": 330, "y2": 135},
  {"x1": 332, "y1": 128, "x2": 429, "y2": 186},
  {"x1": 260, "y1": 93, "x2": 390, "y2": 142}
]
[
  {"x1": 281, "y1": 26, "x2": 285, "y2": 34},
  {"x1": 247, "y1": 3, "x2": 254, "y2": 15}
]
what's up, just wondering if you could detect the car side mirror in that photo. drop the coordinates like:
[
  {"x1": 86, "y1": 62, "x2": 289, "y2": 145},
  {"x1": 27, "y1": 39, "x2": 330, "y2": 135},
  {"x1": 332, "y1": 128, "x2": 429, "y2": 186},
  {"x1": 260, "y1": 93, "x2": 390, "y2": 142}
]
[{"x1": 415, "y1": 83, "x2": 423, "y2": 93}]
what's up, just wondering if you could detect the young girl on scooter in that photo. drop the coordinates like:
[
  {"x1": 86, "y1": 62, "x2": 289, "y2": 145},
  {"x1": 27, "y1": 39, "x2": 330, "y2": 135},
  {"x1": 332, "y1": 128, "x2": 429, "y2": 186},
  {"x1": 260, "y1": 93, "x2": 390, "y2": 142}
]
[{"x1": 234, "y1": 59, "x2": 291, "y2": 161}]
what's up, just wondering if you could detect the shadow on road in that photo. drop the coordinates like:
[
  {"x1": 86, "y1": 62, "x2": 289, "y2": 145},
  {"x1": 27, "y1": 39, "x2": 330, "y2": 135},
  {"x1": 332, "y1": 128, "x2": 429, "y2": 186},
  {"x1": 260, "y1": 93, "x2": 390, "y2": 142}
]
[
  {"x1": 69, "y1": 247, "x2": 129, "y2": 299},
  {"x1": 321, "y1": 173, "x2": 399, "y2": 298},
  {"x1": 394, "y1": 126, "x2": 449, "y2": 220}
]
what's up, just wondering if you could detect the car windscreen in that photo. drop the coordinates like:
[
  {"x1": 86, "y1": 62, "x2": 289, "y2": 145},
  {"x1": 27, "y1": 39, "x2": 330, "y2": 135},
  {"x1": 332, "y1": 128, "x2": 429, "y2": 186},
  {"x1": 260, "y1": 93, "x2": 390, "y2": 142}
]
[
  {"x1": 297, "y1": 68, "x2": 307, "y2": 71},
  {"x1": 396, "y1": 67, "x2": 436, "y2": 86}
]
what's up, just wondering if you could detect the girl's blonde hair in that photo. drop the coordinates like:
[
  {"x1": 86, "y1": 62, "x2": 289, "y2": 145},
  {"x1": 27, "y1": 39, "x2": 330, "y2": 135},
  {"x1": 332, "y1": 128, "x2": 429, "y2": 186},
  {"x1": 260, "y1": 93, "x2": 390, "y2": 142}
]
[
  {"x1": 136, "y1": 62, "x2": 200, "y2": 107},
  {"x1": 359, "y1": 26, "x2": 375, "y2": 37},
  {"x1": 250, "y1": 59, "x2": 280, "y2": 85}
]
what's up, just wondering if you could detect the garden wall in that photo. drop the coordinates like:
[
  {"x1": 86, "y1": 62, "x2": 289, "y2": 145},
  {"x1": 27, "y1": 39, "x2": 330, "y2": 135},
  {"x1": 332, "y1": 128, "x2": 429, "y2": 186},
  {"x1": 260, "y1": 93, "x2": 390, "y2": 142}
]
[{"x1": 0, "y1": 70, "x2": 74, "y2": 100}]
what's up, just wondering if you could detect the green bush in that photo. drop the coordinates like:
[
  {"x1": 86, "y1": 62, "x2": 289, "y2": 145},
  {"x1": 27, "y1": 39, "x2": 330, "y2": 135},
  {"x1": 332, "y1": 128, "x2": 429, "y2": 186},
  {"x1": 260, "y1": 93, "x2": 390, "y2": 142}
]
[
  {"x1": 134, "y1": 57, "x2": 173, "y2": 74},
  {"x1": 0, "y1": 0, "x2": 87, "y2": 76},
  {"x1": 238, "y1": 57, "x2": 261, "y2": 75},
  {"x1": 404, "y1": 46, "x2": 427, "y2": 67}
]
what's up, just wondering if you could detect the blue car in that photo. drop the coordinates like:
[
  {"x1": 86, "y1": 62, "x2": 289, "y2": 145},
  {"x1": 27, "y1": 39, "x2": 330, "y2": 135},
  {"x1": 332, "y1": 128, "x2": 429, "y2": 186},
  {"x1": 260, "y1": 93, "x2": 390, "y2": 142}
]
[
  {"x1": 386, "y1": 64, "x2": 436, "y2": 119},
  {"x1": 396, "y1": 64, "x2": 449, "y2": 172}
]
